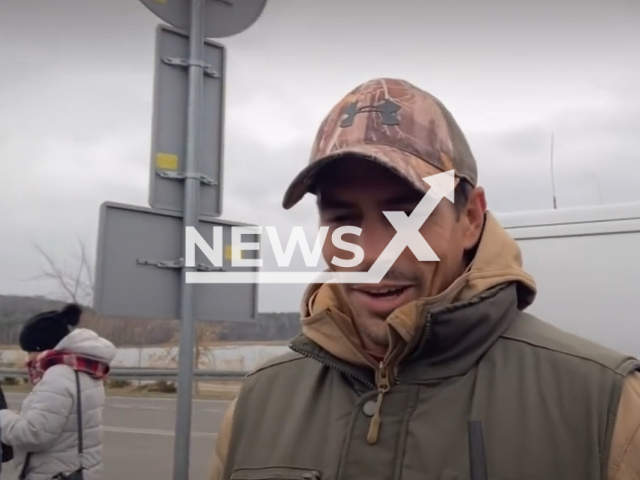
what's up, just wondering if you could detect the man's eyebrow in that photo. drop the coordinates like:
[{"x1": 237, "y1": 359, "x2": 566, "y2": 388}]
[
  {"x1": 380, "y1": 193, "x2": 424, "y2": 208},
  {"x1": 317, "y1": 193, "x2": 424, "y2": 210},
  {"x1": 317, "y1": 196, "x2": 355, "y2": 210}
]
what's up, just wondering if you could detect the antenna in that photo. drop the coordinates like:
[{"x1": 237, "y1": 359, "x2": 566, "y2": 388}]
[
  {"x1": 591, "y1": 172, "x2": 604, "y2": 204},
  {"x1": 550, "y1": 132, "x2": 558, "y2": 210}
]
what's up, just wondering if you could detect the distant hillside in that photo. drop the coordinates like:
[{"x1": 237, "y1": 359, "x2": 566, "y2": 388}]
[
  {"x1": 0, "y1": 294, "x2": 301, "y2": 347},
  {"x1": 0, "y1": 295, "x2": 68, "y2": 321}
]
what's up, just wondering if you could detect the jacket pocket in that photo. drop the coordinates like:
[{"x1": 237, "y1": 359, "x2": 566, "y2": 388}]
[{"x1": 231, "y1": 466, "x2": 322, "y2": 480}]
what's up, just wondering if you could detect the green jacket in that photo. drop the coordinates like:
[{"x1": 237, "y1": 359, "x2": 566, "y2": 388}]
[{"x1": 219, "y1": 283, "x2": 639, "y2": 480}]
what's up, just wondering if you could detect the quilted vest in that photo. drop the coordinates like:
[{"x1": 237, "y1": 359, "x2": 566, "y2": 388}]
[{"x1": 223, "y1": 284, "x2": 640, "y2": 480}]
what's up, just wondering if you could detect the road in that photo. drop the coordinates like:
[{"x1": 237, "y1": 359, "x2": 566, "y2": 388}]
[{"x1": 0, "y1": 392, "x2": 230, "y2": 480}]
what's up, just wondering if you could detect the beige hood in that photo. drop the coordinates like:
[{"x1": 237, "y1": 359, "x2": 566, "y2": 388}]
[{"x1": 298, "y1": 211, "x2": 537, "y2": 369}]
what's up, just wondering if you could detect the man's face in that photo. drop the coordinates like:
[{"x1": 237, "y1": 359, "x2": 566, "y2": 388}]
[{"x1": 316, "y1": 156, "x2": 485, "y2": 354}]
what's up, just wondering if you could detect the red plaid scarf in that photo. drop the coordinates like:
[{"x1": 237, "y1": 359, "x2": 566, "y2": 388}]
[{"x1": 26, "y1": 350, "x2": 111, "y2": 385}]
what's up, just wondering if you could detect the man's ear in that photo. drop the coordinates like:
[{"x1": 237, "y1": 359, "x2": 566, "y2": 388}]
[{"x1": 462, "y1": 187, "x2": 487, "y2": 250}]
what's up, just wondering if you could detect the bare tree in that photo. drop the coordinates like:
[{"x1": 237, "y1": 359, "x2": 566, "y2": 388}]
[
  {"x1": 157, "y1": 321, "x2": 226, "y2": 395},
  {"x1": 32, "y1": 238, "x2": 95, "y2": 305},
  {"x1": 28, "y1": 240, "x2": 229, "y2": 396}
]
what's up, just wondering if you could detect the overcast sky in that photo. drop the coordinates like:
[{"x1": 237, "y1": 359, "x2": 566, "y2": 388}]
[{"x1": 1, "y1": 0, "x2": 639, "y2": 315}]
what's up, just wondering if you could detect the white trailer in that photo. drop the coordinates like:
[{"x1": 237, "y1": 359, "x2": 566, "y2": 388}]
[{"x1": 495, "y1": 202, "x2": 640, "y2": 359}]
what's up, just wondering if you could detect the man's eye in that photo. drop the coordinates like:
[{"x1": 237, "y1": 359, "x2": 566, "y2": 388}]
[{"x1": 329, "y1": 214, "x2": 358, "y2": 225}]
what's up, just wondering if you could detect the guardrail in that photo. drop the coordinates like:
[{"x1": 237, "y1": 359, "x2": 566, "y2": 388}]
[{"x1": 0, "y1": 367, "x2": 249, "y2": 381}]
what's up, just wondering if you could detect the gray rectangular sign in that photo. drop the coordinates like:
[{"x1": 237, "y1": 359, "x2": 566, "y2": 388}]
[
  {"x1": 148, "y1": 24, "x2": 225, "y2": 217},
  {"x1": 94, "y1": 202, "x2": 258, "y2": 322}
]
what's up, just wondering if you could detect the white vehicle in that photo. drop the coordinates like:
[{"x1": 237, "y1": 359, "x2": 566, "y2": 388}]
[{"x1": 496, "y1": 202, "x2": 640, "y2": 359}]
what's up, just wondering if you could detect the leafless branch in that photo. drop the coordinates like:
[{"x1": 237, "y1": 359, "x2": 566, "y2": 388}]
[
  {"x1": 34, "y1": 243, "x2": 79, "y2": 303},
  {"x1": 32, "y1": 240, "x2": 95, "y2": 305},
  {"x1": 79, "y1": 239, "x2": 95, "y2": 295}
]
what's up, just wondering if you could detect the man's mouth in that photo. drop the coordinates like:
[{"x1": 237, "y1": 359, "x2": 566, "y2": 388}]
[
  {"x1": 351, "y1": 285, "x2": 411, "y2": 298},
  {"x1": 348, "y1": 283, "x2": 417, "y2": 317}
]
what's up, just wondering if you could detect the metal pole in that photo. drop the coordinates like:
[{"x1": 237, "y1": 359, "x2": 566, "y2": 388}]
[{"x1": 173, "y1": 0, "x2": 205, "y2": 479}]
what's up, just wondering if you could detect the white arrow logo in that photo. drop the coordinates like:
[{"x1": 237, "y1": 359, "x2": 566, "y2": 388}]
[{"x1": 185, "y1": 170, "x2": 455, "y2": 284}]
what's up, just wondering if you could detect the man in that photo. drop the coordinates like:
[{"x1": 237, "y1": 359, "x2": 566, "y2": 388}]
[{"x1": 210, "y1": 78, "x2": 640, "y2": 480}]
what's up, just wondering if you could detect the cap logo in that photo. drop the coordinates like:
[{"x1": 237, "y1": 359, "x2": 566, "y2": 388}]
[{"x1": 340, "y1": 98, "x2": 401, "y2": 128}]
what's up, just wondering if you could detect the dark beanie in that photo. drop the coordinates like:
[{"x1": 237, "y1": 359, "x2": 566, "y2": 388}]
[{"x1": 19, "y1": 303, "x2": 83, "y2": 353}]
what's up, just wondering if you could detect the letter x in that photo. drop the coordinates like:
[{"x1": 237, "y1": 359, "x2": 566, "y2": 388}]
[{"x1": 365, "y1": 173, "x2": 454, "y2": 278}]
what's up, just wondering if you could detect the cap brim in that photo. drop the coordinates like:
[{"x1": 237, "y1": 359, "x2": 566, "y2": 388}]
[{"x1": 282, "y1": 144, "x2": 453, "y2": 209}]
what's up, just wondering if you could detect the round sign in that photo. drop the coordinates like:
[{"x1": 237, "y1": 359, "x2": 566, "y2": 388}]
[{"x1": 139, "y1": 0, "x2": 268, "y2": 39}]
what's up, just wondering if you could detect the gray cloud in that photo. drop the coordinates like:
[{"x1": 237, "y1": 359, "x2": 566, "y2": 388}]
[{"x1": 1, "y1": 0, "x2": 639, "y2": 313}]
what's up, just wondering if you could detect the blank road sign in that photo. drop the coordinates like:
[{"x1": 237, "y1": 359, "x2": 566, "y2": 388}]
[
  {"x1": 94, "y1": 202, "x2": 259, "y2": 322},
  {"x1": 149, "y1": 24, "x2": 225, "y2": 217},
  {"x1": 139, "y1": 0, "x2": 268, "y2": 39}
]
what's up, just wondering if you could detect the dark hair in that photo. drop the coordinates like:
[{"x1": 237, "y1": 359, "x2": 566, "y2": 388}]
[
  {"x1": 60, "y1": 303, "x2": 82, "y2": 327},
  {"x1": 18, "y1": 303, "x2": 83, "y2": 353},
  {"x1": 454, "y1": 179, "x2": 483, "y2": 265},
  {"x1": 453, "y1": 179, "x2": 474, "y2": 218}
]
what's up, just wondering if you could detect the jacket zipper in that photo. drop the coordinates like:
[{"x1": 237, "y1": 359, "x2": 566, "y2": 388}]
[
  {"x1": 289, "y1": 344, "x2": 375, "y2": 390},
  {"x1": 289, "y1": 344, "x2": 390, "y2": 445},
  {"x1": 290, "y1": 313, "x2": 432, "y2": 446},
  {"x1": 366, "y1": 313, "x2": 432, "y2": 444},
  {"x1": 366, "y1": 361, "x2": 391, "y2": 444}
]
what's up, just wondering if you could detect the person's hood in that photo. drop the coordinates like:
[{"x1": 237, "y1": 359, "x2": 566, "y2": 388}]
[
  {"x1": 298, "y1": 211, "x2": 537, "y2": 369},
  {"x1": 54, "y1": 328, "x2": 117, "y2": 365}
]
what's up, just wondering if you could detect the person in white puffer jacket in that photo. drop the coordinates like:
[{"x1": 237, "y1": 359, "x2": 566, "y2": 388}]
[{"x1": 0, "y1": 304, "x2": 116, "y2": 480}]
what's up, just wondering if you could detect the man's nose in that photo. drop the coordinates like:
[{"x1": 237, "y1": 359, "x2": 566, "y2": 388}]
[{"x1": 353, "y1": 216, "x2": 396, "y2": 269}]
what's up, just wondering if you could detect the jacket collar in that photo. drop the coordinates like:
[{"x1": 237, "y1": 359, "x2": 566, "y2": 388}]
[
  {"x1": 399, "y1": 282, "x2": 518, "y2": 382},
  {"x1": 290, "y1": 282, "x2": 520, "y2": 385}
]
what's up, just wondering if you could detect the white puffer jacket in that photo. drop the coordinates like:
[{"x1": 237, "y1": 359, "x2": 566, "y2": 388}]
[{"x1": 0, "y1": 328, "x2": 116, "y2": 480}]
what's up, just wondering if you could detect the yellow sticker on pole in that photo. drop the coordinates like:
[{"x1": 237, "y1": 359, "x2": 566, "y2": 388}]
[
  {"x1": 224, "y1": 245, "x2": 244, "y2": 261},
  {"x1": 156, "y1": 153, "x2": 179, "y2": 171}
]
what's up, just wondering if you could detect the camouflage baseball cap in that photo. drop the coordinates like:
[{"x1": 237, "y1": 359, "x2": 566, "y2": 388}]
[{"x1": 282, "y1": 78, "x2": 478, "y2": 209}]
